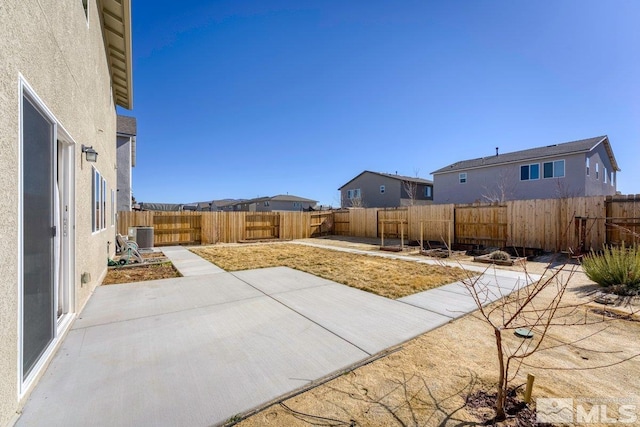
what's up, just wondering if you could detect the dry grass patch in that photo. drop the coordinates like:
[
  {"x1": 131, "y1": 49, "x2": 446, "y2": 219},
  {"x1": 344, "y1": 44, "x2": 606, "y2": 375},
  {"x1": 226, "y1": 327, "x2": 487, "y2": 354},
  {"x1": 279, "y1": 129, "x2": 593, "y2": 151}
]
[{"x1": 192, "y1": 243, "x2": 465, "y2": 299}]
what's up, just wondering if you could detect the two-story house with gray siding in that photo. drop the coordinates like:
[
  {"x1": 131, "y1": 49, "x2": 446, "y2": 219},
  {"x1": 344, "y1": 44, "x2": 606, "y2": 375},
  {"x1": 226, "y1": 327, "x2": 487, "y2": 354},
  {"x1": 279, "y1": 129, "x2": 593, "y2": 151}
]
[
  {"x1": 116, "y1": 115, "x2": 136, "y2": 211},
  {"x1": 431, "y1": 136, "x2": 619, "y2": 204},
  {"x1": 339, "y1": 171, "x2": 434, "y2": 208}
]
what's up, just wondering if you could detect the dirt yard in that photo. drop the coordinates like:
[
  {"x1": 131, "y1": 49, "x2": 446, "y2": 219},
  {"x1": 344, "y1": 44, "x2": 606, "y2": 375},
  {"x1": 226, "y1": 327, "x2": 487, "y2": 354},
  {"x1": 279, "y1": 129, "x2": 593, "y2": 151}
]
[
  {"x1": 191, "y1": 243, "x2": 467, "y2": 299},
  {"x1": 102, "y1": 252, "x2": 181, "y2": 285}
]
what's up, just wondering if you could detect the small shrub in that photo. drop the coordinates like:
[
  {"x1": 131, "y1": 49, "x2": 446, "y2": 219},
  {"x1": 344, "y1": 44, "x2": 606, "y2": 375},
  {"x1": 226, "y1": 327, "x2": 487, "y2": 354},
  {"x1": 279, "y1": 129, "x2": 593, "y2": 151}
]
[
  {"x1": 489, "y1": 250, "x2": 510, "y2": 261},
  {"x1": 581, "y1": 244, "x2": 640, "y2": 291}
]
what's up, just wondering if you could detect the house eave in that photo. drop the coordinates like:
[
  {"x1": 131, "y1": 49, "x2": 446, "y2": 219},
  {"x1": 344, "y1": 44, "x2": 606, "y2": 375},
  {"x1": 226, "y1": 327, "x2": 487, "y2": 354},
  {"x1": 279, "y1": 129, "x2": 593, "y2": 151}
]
[{"x1": 99, "y1": 0, "x2": 133, "y2": 109}]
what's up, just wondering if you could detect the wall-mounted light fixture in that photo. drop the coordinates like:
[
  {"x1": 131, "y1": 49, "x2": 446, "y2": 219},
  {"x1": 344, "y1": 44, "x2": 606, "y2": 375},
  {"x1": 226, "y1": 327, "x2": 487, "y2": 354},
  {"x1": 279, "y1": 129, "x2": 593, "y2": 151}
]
[{"x1": 81, "y1": 145, "x2": 98, "y2": 162}]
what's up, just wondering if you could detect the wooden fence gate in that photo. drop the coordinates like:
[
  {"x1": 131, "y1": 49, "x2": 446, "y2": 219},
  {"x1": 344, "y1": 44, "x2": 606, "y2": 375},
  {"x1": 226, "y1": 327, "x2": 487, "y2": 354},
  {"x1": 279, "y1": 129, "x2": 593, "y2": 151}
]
[
  {"x1": 244, "y1": 213, "x2": 280, "y2": 240},
  {"x1": 606, "y1": 195, "x2": 640, "y2": 245},
  {"x1": 333, "y1": 210, "x2": 350, "y2": 236},
  {"x1": 455, "y1": 205, "x2": 507, "y2": 248},
  {"x1": 153, "y1": 214, "x2": 202, "y2": 245},
  {"x1": 310, "y1": 212, "x2": 333, "y2": 237}
]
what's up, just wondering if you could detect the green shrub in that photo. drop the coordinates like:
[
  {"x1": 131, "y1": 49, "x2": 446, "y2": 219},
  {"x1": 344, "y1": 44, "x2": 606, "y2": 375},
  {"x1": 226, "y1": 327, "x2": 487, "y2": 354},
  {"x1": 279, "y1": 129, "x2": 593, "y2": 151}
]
[
  {"x1": 581, "y1": 244, "x2": 640, "y2": 290},
  {"x1": 489, "y1": 250, "x2": 510, "y2": 261}
]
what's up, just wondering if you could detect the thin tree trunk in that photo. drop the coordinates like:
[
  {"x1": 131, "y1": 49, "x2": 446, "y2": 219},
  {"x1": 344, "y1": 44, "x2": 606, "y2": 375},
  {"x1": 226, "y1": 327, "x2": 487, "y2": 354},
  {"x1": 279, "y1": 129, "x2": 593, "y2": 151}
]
[{"x1": 495, "y1": 328, "x2": 507, "y2": 420}]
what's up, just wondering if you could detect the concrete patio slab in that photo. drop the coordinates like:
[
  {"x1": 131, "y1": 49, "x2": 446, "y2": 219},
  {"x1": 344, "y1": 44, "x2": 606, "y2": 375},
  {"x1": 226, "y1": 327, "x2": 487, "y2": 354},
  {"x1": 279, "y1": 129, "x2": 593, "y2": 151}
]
[
  {"x1": 235, "y1": 267, "x2": 452, "y2": 355},
  {"x1": 160, "y1": 246, "x2": 225, "y2": 276},
  {"x1": 16, "y1": 247, "x2": 542, "y2": 427}
]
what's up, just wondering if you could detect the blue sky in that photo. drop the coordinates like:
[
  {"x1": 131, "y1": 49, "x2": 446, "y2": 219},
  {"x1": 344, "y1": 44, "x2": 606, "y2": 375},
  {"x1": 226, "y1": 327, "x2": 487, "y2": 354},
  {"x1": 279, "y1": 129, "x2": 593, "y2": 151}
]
[{"x1": 123, "y1": 1, "x2": 640, "y2": 206}]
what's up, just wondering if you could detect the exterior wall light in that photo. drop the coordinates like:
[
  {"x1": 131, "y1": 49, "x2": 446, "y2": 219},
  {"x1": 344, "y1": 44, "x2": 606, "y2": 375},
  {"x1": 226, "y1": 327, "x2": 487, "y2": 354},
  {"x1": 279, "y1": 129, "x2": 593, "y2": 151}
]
[{"x1": 82, "y1": 145, "x2": 98, "y2": 162}]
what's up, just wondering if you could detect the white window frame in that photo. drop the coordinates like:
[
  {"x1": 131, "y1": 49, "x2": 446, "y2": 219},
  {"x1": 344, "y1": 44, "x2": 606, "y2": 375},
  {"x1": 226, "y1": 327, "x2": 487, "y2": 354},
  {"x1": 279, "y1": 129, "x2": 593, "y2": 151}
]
[
  {"x1": 380, "y1": 185, "x2": 385, "y2": 194},
  {"x1": 459, "y1": 173, "x2": 467, "y2": 184},
  {"x1": 520, "y1": 163, "x2": 540, "y2": 181},
  {"x1": 586, "y1": 158, "x2": 590, "y2": 176},
  {"x1": 543, "y1": 160, "x2": 565, "y2": 179},
  {"x1": 111, "y1": 189, "x2": 115, "y2": 227},
  {"x1": 604, "y1": 167, "x2": 607, "y2": 183},
  {"x1": 92, "y1": 167, "x2": 107, "y2": 232},
  {"x1": 425, "y1": 186, "x2": 432, "y2": 198},
  {"x1": 18, "y1": 76, "x2": 75, "y2": 397}
]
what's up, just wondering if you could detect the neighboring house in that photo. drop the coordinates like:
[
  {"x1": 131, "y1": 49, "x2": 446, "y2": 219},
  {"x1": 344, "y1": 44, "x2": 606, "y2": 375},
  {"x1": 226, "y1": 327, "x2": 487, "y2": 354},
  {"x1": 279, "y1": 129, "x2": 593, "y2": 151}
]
[
  {"x1": 116, "y1": 115, "x2": 137, "y2": 211},
  {"x1": 0, "y1": 1, "x2": 133, "y2": 424},
  {"x1": 230, "y1": 195, "x2": 318, "y2": 212},
  {"x1": 431, "y1": 136, "x2": 620, "y2": 204},
  {"x1": 338, "y1": 171, "x2": 434, "y2": 208}
]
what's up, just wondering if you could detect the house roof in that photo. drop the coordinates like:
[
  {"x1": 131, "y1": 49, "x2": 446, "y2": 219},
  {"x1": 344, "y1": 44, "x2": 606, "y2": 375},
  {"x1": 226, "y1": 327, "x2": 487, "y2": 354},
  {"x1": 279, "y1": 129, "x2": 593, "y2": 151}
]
[
  {"x1": 269, "y1": 194, "x2": 318, "y2": 203},
  {"x1": 99, "y1": 0, "x2": 133, "y2": 109},
  {"x1": 117, "y1": 115, "x2": 136, "y2": 136},
  {"x1": 431, "y1": 136, "x2": 620, "y2": 174},
  {"x1": 338, "y1": 170, "x2": 433, "y2": 190}
]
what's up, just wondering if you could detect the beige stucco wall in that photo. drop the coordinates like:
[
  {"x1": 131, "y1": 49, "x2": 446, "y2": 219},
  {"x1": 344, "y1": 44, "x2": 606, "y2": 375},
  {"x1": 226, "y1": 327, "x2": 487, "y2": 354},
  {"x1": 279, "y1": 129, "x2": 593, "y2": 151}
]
[{"x1": 0, "y1": 1, "x2": 119, "y2": 424}]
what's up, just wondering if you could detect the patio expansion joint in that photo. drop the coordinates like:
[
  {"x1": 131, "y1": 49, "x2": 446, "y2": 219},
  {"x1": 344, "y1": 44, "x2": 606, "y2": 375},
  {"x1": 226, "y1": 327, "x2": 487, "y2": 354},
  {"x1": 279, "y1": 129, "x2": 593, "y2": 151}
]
[
  {"x1": 72, "y1": 294, "x2": 265, "y2": 331},
  {"x1": 229, "y1": 272, "x2": 374, "y2": 357}
]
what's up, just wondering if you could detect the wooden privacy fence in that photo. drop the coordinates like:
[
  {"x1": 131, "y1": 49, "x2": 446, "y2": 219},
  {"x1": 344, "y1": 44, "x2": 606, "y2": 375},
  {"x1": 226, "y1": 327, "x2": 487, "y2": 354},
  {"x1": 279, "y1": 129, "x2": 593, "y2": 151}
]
[{"x1": 118, "y1": 195, "x2": 640, "y2": 251}]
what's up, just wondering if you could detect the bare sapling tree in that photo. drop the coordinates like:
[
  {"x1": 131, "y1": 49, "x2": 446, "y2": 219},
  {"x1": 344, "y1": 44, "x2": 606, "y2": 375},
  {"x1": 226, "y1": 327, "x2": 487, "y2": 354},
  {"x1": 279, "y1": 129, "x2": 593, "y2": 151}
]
[
  {"x1": 460, "y1": 255, "x2": 639, "y2": 422},
  {"x1": 350, "y1": 194, "x2": 365, "y2": 208},
  {"x1": 402, "y1": 168, "x2": 421, "y2": 206},
  {"x1": 481, "y1": 167, "x2": 517, "y2": 203}
]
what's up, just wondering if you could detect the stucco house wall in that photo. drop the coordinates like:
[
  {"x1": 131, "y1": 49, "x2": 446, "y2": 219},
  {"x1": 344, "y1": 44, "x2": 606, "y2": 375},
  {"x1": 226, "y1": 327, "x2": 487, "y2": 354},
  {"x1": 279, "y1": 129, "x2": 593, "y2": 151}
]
[{"x1": 0, "y1": 1, "x2": 130, "y2": 424}]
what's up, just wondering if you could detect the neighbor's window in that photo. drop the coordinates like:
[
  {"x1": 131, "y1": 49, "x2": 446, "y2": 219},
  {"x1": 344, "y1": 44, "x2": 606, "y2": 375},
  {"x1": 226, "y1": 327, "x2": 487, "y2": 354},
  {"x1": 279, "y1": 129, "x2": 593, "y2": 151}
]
[
  {"x1": 586, "y1": 158, "x2": 590, "y2": 176},
  {"x1": 347, "y1": 190, "x2": 353, "y2": 199},
  {"x1": 293, "y1": 202, "x2": 301, "y2": 208},
  {"x1": 543, "y1": 160, "x2": 565, "y2": 178},
  {"x1": 459, "y1": 173, "x2": 467, "y2": 184},
  {"x1": 595, "y1": 163, "x2": 599, "y2": 179},
  {"x1": 380, "y1": 185, "x2": 385, "y2": 194},
  {"x1": 610, "y1": 171, "x2": 614, "y2": 186},
  {"x1": 425, "y1": 186, "x2": 432, "y2": 198},
  {"x1": 604, "y1": 167, "x2": 607, "y2": 183},
  {"x1": 520, "y1": 163, "x2": 540, "y2": 181},
  {"x1": 263, "y1": 201, "x2": 269, "y2": 207}
]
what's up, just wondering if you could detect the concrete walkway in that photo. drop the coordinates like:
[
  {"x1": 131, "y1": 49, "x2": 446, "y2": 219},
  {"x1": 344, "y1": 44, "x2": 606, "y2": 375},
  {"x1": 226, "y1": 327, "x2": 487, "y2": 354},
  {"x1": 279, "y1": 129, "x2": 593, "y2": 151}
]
[{"x1": 16, "y1": 246, "x2": 539, "y2": 427}]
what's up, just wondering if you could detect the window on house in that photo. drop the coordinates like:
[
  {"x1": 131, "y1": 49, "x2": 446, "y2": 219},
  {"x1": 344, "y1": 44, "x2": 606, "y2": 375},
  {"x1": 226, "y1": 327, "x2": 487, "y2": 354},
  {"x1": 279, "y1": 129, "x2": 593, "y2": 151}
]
[
  {"x1": 520, "y1": 163, "x2": 540, "y2": 180},
  {"x1": 293, "y1": 202, "x2": 301, "y2": 208},
  {"x1": 543, "y1": 160, "x2": 565, "y2": 178},
  {"x1": 111, "y1": 189, "x2": 115, "y2": 227},
  {"x1": 604, "y1": 167, "x2": 607, "y2": 183},
  {"x1": 595, "y1": 163, "x2": 599, "y2": 179},
  {"x1": 347, "y1": 190, "x2": 353, "y2": 199},
  {"x1": 459, "y1": 173, "x2": 467, "y2": 184},
  {"x1": 263, "y1": 201, "x2": 269, "y2": 207},
  {"x1": 380, "y1": 185, "x2": 385, "y2": 194},
  {"x1": 610, "y1": 171, "x2": 614, "y2": 186},
  {"x1": 92, "y1": 168, "x2": 107, "y2": 232},
  {"x1": 353, "y1": 188, "x2": 361, "y2": 198},
  {"x1": 102, "y1": 178, "x2": 106, "y2": 229},
  {"x1": 586, "y1": 158, "x2": 590, "y2": 176},
  {"x1": 425, "y1": 186, "x2": 432, "y2": 198}
]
